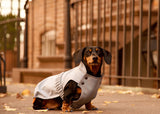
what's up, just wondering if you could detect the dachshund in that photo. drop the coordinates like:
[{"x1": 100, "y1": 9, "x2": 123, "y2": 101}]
[{"x1": 33, "y1": 46, "x2": 111, "y2": 112}]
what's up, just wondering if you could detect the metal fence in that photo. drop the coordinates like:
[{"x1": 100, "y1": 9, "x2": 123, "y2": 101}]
[
  {"x1": 0, "y1": 53, "x2": 6, "y2": 93},
  {"x1": 69, "y1": 0, "x2": 160, "y2": 88}
]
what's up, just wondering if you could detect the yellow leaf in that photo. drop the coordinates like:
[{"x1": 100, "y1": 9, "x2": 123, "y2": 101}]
[
  {"x1": 98, "y1": 88, "x2": 103, "y2": 92},
  {"x1": 117, "y1": 90, "x2": 133, "y2": 94},
  {"x1": 136, "y1": 92, "x2": 144, "y2": 95},
  {"x1": 0, "y1": 93, "x2": 7, "y2": 98},
  {"x1": 96, "y1": 111, "x2": 103, "y2": 113},
  {"x1": 131, "y1": 104, "x2": 135, "y2": 106},
  {"x1": 35, "y1": 109, "x2": 48, "y2": 112},
  {"x1": 21, "y1": 89, "x2": 31, "y2": 96},
  {"x1": 82, "y1": 111, "x2": 90, "y2": 113},
  {"x1": 4, "y1": 105, "x2": 16, "y2": 111},
  {"x1": 112, "y1": 101, "x2": 119, "y2": 103},
  {"x1": 151, "y1": 94, "x2": 160, "y2": 99},
  {"x1": 104, "y1": 101, "x2": 111, "y2": 104}
]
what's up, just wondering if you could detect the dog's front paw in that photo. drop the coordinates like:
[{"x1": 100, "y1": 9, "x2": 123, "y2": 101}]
[
  {"x1": 85, "y1": 102, "x2": 98, "y2": 110},
  {"x1": 62, "y1": 101, "x2": 72, "y2": 112}
]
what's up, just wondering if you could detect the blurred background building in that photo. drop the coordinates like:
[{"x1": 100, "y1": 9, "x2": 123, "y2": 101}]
[{"x1": 0, "y1": 0, "x2": 160, "y2": 89}]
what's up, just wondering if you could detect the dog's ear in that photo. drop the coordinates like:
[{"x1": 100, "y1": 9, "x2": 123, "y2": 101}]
[
  {"x1": 73, "y1": 47, "x2": 86, "y2": 66},
  {"x1": 103, "y1": 49, "x2": 112, "y2": 64}
]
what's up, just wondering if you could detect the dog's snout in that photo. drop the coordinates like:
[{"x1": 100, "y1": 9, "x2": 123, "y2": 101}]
[{"x1": 93, "y1": 56, "x2": 98, "y2": 61}]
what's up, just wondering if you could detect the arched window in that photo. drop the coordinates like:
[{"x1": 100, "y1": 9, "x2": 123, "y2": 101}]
[{"x1": 41, "y1": 30, "x2": 56, "y2": 56}]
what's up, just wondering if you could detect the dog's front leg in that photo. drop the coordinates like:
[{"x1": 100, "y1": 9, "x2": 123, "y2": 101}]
[
  {"x1": 85, "y1": 101, "x2": 98, "y2": 110},
  {"x1": 62, "y1": 80, "x2": 78, "y2": 112},
  {"x1": 62, "y1": 100, "x2": 72, "y2": 112}
]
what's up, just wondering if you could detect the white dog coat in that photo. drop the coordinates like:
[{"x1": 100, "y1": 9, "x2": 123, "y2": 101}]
[{"x1": 34, "y1": 62, "x2": 102, "y2": 109}]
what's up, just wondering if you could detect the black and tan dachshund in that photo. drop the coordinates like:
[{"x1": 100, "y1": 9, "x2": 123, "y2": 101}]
[{"x1": 33, "y1": 46, "x2": 111, "y2": 112}]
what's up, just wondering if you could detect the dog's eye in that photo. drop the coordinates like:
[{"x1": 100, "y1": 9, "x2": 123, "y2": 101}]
[
  {"x1": 86, "y1": 49, "x2": 92, "y2": 55},
  {"x1": 89, "y1": 49, "x2": 92, "y2": 52},
  {"x1": 96, "y1": 48, "x2": 99, "y2": 52}
]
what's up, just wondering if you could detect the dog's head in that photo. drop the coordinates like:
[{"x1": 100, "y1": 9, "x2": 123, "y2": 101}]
[{"x1": 73, "y1": 46, "x2": 112, "y2": 76}]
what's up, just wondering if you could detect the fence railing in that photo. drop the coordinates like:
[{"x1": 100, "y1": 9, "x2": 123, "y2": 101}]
[
  {"x1": 0, "y1": 53, "x2": 6, "y2": 93},
  {"x1": 69, "y1": 0, "x2": 160, "y2": 88}
]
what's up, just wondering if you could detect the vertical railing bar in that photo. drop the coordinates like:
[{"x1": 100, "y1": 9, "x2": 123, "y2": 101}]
[
  {"x1": 109, "y1": 0, "x2": 112, "y2": 85},
  {"x1": 147, "y1": 0, "x2": 151, "y2": 77},
  {"x1": 116, "y1": 0, "x2": 119, "y2": 76},
  {"x1": 44, "y1": 0, "x2": 47, "y2": 56},
  {"x1": 55, "y1": 0, "x2": 57, "y2": 53},
  {"x1": 85, "y1": 0, "x2": 88, "y2": 46},
  {"x1": 80, "y1": 1, "x2": 82, "y2": 48},
  {"x1": 102, "y1": 0, "x2": 106, "y2": 76},
  {"x1": 73, "y1": 4, "x2": 76, "y2": 52},
  {"x1": 31, "y1": 0, "x2": 34, "y2": 68},
  {"x1": 89, "y1": 0, "x2": 93, "y2": 46},
  {"x1": 2, "y1": 56, "x2": 6, "y2": 86},
  {"x1": 75, "y1": 4, "x2": 78, "y2": 50},
  {"x1": 102, "y1": 0, "x2": 106, "y2": 48},
  {"x1": 122, "y1": 0, "x2": 126, "y2": 85},
  {"x1": 97, "y1": 0, "x2": 100, "y2": 46},
  {"x1": 138, "y1": 0, "x2": 143, "y2": 87},
  {"x1": 130, "y1": 0, "x2": 134, "y2": 76},
  {"x1": 157, "y1": 0, "x2": 160, "y2": 88},
  {"x1": 0, "y1": 57, "x2": 2, "y2": 85}
]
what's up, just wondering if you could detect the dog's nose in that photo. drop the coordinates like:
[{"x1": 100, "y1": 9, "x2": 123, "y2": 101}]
[{"x1": 93, "y1": 56, "x2": 98, "y2": 61}]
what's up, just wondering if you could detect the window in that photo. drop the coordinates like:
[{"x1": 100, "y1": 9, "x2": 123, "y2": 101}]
[{"x1": 41, "y1": 30, "x2": 56, "y2": 56}]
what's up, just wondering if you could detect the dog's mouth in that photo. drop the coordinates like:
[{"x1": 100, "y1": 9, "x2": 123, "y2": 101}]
[{"x1": 89, "y1": 62, "x2": 100, "y2": 65}]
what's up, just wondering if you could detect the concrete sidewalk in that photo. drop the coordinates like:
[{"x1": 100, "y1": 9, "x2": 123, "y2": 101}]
[{"x1": 0, "y1": 81, "x2": 160, "y2": 114}]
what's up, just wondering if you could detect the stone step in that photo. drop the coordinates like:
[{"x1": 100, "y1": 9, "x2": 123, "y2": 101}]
[{"x1": 12, "y1": 68, "x2": 64, "y2": 84}]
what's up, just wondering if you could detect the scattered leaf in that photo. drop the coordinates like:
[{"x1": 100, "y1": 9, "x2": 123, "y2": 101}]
[
  {"x1": 98, "y1": 88, "x2": 103, "y2": 92},
  {"x1": 104, "y1": 101, "x2": 111, "y2": 104},
  {"x1": 112, "y1": 101, "x2": 119, "y2": 103},
  {"x1": 117, "y1": 90, "x2": 133, "y2": 94},
  {"x1": 151, "y1": 94, "x2": 160, "y2": 99},
  {"x1": 21, "y1": 89, "x2": 31, "y2": 96},
  {"x1": 0, "y1": 93, "x2": 7, "y2": 98},
  {"x1": 96, "y1": 111, "x2": 103, "y2": 113},
  {"x1": 131, "y1": 104, "x2": 135, "y2": 107},
  {"x1": 35, "y1": 109, "x2": 48, "y2": 112},
  {"x1": 16, "y1": 93, "x2": 24, "y2": 99},
  {"x1": 4, "y1": 105, "x2": 16, "y2": 111},
  {"x1": 136, "y1": 92, "x2": 144, "y2": 95},
  {"x1": 82, "y1": 111, "x2": 90, "y2": 113}
]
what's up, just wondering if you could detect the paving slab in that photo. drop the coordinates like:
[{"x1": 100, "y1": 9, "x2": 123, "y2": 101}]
[{"x1": 0, "y1": 81, "x2": 160, "y2": 114}]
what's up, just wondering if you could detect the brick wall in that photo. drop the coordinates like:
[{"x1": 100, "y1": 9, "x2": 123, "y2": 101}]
[{"x1": 28, "y1": 0, "x2": 65, "y2": 68}]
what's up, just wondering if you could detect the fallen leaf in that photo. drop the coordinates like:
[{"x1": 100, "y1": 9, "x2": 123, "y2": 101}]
[
  {"x1": 136, "y1": 92, "x2": 144, "y2": 95},
  {"x1": 16, "y1": 93, "x2": 24, "y2": 99},
  {"x1": 131, "y1": 104, "x2": 135, "y2": 106},
  {"x1": 82, "y1": 111, "x2": 90, "y2": 113},
  {"x1": 21, "y1": 89, "x2": 31, "y2": 96},
  {"x1": 117, "y1": 90, "x2": 133, "y2": 94},
  {"x1": 98, "y1": 88, "x2": 103, "y2": 92},
  {"x1": 4, "y1": 105, "x2": 16, "y2": 111},
  {"x1": 96, "y1": 111, "x2": 103, "y2": 113},
  {"x1": 104, "y1": 101, "x2": 111, "y2": 104},
  {"x1": 0, "y1": 93, "x2": 7, "y2": 98},
  {"x1": 35, "y1": 109, "x2": 48, "y2": 112},
  {"x1": 112, "y1": 101, "x2": 119, "y2": 103},
  {"x1": 151, "y1": 94, "x2": 160, "y2": 99}
]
